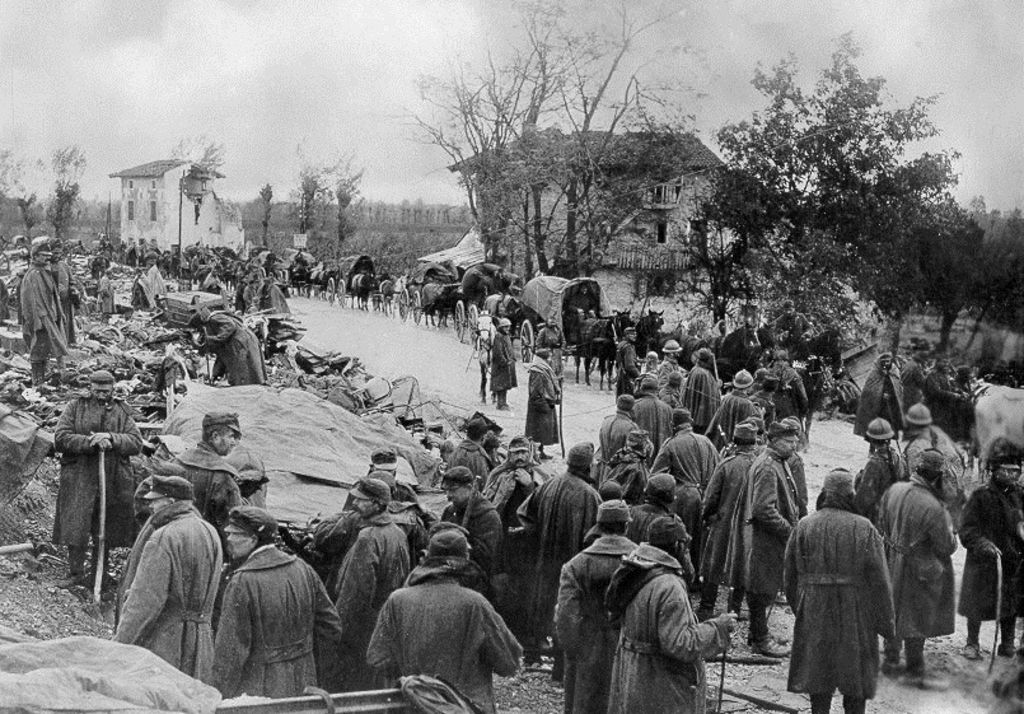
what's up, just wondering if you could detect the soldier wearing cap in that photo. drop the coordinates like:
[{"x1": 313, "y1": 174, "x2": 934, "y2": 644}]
[
  {"x1": 556, "y1": 499, "x2": 636, "y2": 714},
  {"x1": 877, "y1": 449, "x2": 958, "y2": 689},
  {"x1": 784, "y1": 469, "x2": 894, "y2": 713},
  {"x1": 525, "y1": 346, "x2": 560, "y2": 459},
  {"x1": 614, "y1": 326, "x2": 640, "y2": 397},
  {"x1": 770, "y1": 349, "x2": 807, "y2": 423},
  {"x1": 705, "y1": 368, "x2": 758, "y2": 450},
  {"x1": 597, "y1": 395, "x2": 637, "y2": 483},
  {"x1": 855, "y1": 352, "x2": 905, "y2": 440},
  {"x1": 698, "y1": 421, "x2": 759, "y2": 621},
  {"x1": 625, "y1": 474, "x2": 693, "y2": 583},
  {"x1": 519, "y1": 442, "x2": 601, "y2": 676},
  {"x1": 368, "y1": 447, "x2": 419, "y2": 505},
  {"x1": 604, "y1": 429, "x2": 653, "y2": 506},
  {"x1": 854, "y1": 417, "x2": 909, "y2": 524},
  {"x1": 535, "y1": 316, "x2": 565, "y2": 380},
  {"x1": 680, "y1": 347, "x2": 721, "y2": 434},
  {"x1": 449, "y1": 417, "x2": 495, "y2": 487},
  {"x1": 657, "y1": 370, "x2": 684, "y2": 409},
  {"x1": 652, "y1": 408, "x2": 720, "y2": 581},
  {"x1": 632, "y1": 376, "x2": 672, "y2": 465},
  {"x1": 115, "y1": 475, "x2": 222, "y2": 684},
  {"x1": 773, "y1": 299, "x2": 811, "y2": 355},
  {"x1": 332, "y1": 477, "x2": 410, "y2": 691},
  {"x1": 20, "y1": 238, "x2": 68, "y2": 384},
  {"x1": 750, "y1": 371, "x2": 778, "y2": 425},
  {"x1": 957, "y1": 439, "x2": 1024, "y2": 662},
  {"x1": 901, "y1": 403, "x2": 966, "y2": 523},
  {"x1": 54, "y1": 368, "x2": 144, "y2": 587},
  {"x1": 164, "y1": 412, "x2": 243, "y2": 536},
  {"x1": 441, "y1": 466, "x2": 502, "y2": 582},
  {"x1": 368, "y1": 528, "x2": 521, "y2": 714},
  {"x1": 726, "y1": 420, "x2": 802, "y2": 658},
  {"x1": 490, "y1": 317, "x2": 516, "y2": 410},
  {"x1": 188, "y1": 307, "x2": 267, "y2": 386},
  {"x1": 214, "y1": 506, "x2": 344, "y2": 698},
  {"x1": 656, "y1": 339, "x2": 685, "y2": 389},
  {"x1": 49, "y1": 239, "x2": 81, "y2": 346}
]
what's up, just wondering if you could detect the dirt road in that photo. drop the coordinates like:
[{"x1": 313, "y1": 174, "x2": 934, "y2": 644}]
[{"x1": 291, "y1": 296, "x2": 995, "y2": 714}]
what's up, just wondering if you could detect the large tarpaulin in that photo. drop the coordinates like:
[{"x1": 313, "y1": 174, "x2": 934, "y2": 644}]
[
  {"x1": 520, "y1": 276, "x2": 611, "y2": 332},
  {"x1": 0, "y1": 404, "x2": 54, "y2": 506},
  {"x1": 0, "y1": 633, "x2": 221, "y2": 713},
  {"x1": 162, "y1": 385, "x2": 441, "y2": 522}
]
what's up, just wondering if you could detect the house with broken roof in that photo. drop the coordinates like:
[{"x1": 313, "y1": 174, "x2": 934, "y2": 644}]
[{"x1": 109, "y1": 160, "x2": 245, "y2": 253}]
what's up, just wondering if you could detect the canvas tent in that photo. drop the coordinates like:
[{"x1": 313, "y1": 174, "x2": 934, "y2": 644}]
[{"x1": 162, "y1": 385, "x2": 441, "y2": 522}]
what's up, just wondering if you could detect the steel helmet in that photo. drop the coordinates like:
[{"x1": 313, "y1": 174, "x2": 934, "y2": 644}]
[
  {"x1": 905, "y1": 404, "x2": 933, "y2": 427},
  {"x1": 866, "y1": 418, "x2": 895, "y2": 441},
  {"x1": 662, "y1": 339, "x2": 682, "y2": 353}
]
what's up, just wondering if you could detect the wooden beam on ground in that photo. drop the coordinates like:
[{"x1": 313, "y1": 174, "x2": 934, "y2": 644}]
[{"x1": 217, "y1": 689, "x2": 411, "y2": 714}]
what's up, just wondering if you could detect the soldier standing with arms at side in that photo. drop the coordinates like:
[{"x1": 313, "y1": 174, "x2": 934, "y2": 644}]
[
  {"x1": 615, "y1": 326, "x2": 640, "y2": 397},
  {"x1": 490, "y1": 317, "x2": 516, "y2": 411},
  {"x1": 115, "y1": 475, "x2": 222, "y2": 683},
  {"x1": 597, "y1": 395, "x2": 636, "y2": 482},
  {"x1": 525, "y1": 347, "x2": 560, "y2": 461},
  {"x1": 20, "y1": 240, "x2": 67, "y2": 385},
  {"x1": 54, "y1": 369, "x2": 143, "y2": 588},
  {"x1": 853, "y1": 418, "x2": 908, "y2": 524}
]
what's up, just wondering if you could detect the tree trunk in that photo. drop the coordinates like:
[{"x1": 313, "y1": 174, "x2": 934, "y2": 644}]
[
  {"x1": 532, "y1": 185, "x2": 548, "y2": 275},
  {"x1": 564, "y1": 179, "x2": 579, "y2": 275},
  {"x1": 521, "y1": 192, "x2": 534, "y2": 278},
  {"x1": 938, "y1": 310, "x2": 958, "y2": 352}
]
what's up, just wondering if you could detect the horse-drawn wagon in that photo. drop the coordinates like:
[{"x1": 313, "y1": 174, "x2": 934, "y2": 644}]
[{"x1": 517, "y1": 275, "x2": 611, "y2": 363}]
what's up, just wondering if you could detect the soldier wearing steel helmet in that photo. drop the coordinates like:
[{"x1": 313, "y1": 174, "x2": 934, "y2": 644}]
[
  {"x1": 656, "y1": 338, "x2": 685, "y2": 389},
  {"x1": 490, "y1": 317, "x2": 516, "y2": 411},
  {"x1": 853, "y1": 417, "x2": 909, "y2": 525}
]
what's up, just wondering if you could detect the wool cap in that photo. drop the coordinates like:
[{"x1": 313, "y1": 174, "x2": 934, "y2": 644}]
[
  {"x1": 370, "y1": 447, "x2": 398, "y2": 468},
  {"x1": 567, "y1": 442, "x2": 595, "y2": 472},
  {"x1": 695, "y1": 348, "x2": 714, "y2": 365},
  {"x1": 351, "y1": 477, "x2": 392, "y2": 504},
  {"x1": 427, "y1": 529, "x2": 470, "y2": 558},
  {"x1": 89, "y1": 369, "x2": 115, "y2": 385},
  {"x1": 917, "y1": 449, "x2": 946, "y2": 476},
  {"x1": 203, "y1": 412, "x2": 241, "y2": 435},
  {"x1": 733, "y1": 423, "x2": 757, "y2": 445},
  {"x1": 225, "y1": 506, "x2": 278, "y2": 543},
  {"x1": 596, "y1": 499, "x2": 631, "y2": 524},
  {"x1": 646, "y1": 473, "x2": 676, "y2": 501},
  {"x1": 441, "y1": 466, "x2": 475, "y2": 487},
  {"x1": 647, "y1": 516, "x2": 688, "y2": 548},
  {"x1": 768, "y1": 421, "x2": 800, "y2": 440},
  {"x1": 368, "y1": 469, "x2": 396, "y2": 490},
  {"x1": 822, "y1": 468, "x2": 855, "y2": 496},
  {"x1": 781, "y1": 416, "x2": 803, "y2": 434},
  {"x1": 667, "y1": 371, "x2": 683, "y2": 387},
  {"x1": 671, "y1": 408, "x2": 692, "y2": 428},
  {"x1": 466, "y1": 418, "x2": 489, "y2": 441},
  {"x1": 143, "y1": 474, "x2": 194, "y2": 501},
  {"x1": 598, "y1": 480, "x2": 623, "y2": 500},
  {"x1": 637, "y1": 376, "x2": 658, "y2": 394},
  {"x1": 741, "y1": 416, "x2": 766, "y2": 435},
  {"x1": 616, "y1": 394, "x2": 636, "y2": 412}
]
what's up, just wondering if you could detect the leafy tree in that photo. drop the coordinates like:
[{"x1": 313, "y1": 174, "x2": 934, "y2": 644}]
[
  {"x1": 258, "y1": 183, "x2": 273, "y2": 244},
  {"x1": 46, "y1": 146, "x2": 87, "y2": 240},
  {"x1": 292, "y1": 146, "x2": 362, "y2": 256},
  {"x1": 701, "y1": 35, "x2": 958, "y2": 330}
]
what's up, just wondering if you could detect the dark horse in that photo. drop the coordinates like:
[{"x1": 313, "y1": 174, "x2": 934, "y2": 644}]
[
  {"x1": 717, "y1": 324, "x2": 776, "y2": 384},
  {"x1": 574, "y1": 315, "x2": 618, "y2": 390},
  {"x1": 421, "y1": 282, "x2": 462, "y2": 327},
  {"x1": 793, "y1": 328, "x2": 845, "y2": 444},
  {"x1": 350, "y1": 272, "x2": 377, "y2": 310},
  {"x1": 634, "y1": 310, "x2": 665, "y2": 357}
]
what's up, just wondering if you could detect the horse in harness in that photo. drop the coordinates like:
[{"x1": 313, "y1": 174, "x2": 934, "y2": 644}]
[{"x1": 474, "y1": 314, "x2": 497, "y2": 404}]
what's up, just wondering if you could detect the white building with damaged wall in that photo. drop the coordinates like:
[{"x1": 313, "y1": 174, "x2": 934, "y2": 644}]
[{"x1": 109, "y1": 160, "x2": 245, "y2": 252}]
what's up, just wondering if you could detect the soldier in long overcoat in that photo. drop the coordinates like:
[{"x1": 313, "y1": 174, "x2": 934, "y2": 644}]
[
  {"x1": 604, "y1": 430, "x2": 653, "y2": 506},
  {"x1": 770, "y1": 351, "x2": 807, "y2": 422},
  {"x1": 726, "y1": 420, "x2": 801, "y2": 657},
  {"x1": 535, "y1": 319, "x2": 565, "y2": 380},
  {"x1": 333, "y1": 478, "x2": 410, "y2": 691},
  {"x1": 785, "y1": 469, "x2": 894, "y2": 713},
  {"x1": 214, "y1": 507, "x2": 344, "y2": 697},
  {"x1": 605, "y1": 544, "x2": 734, "y2": 713},
  {"x1": 853, "y1": 418, "x2": 909, "y2": 524},
  {"x1": 697, "y1": 422, "x2": 758, "y2": 620},
  {"x1": 597, "y1": 395, "x2": 636, "y2": 482},
  {"x1": 189, "y1": 308, "x2": 267, "y2": 386},
  {"x1": 632, "y1": 376, "x2": 672, "y2": 465},
  {"x1": 877, "y1": 450, "x2": 958, "y2": 688},
  {"x1": 53, "y1": 370, "x2": 143, "y2": 586},
  {"x1": 556, "y1": 500, "x2": 636, "y2": 714},
  {"x1": 854, "y1": 353, "x2": 905, "y2": 438},
  {"x1": 705, "y1": 370, "x2": 758, "y2": 449},
  {"x1": 115, "y1": 475, "x2": 223, "y2": 683},
  {"x1": 490, "y1": 318, "x2": 516, "y2": 410},
  {"x1": 525, "y1": 348, "x2": 560, "y2": 457},
  {"x1": 957, "y1": 442, "x2": 1024, "y2": 660},
  {"x1": 680, "y1": 348, "x2": 721, "y2": 434},
  {"x1": 20, "y1": 242, "x2": 68, "y2": 384},
  {"x1": 614, "y1": 327, "x2": 640, "y2": 397}
]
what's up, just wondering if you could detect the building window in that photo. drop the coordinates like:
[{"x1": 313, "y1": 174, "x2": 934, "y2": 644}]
[
  {"x1": 656, "y1": 221, "x2": 668, "y2": 244},
  {"x1": 151, "y1": 180, "x2": 156, "y2": 189},
  {"x1": 128, "y1": 180, "x2": 134, "y2": 189},
  {"x1": 127, "y1": 200, "x2": 135, "y2": 221},
  {"x1": 150, "y1": 201, "x2": 157, "y2": 221}
]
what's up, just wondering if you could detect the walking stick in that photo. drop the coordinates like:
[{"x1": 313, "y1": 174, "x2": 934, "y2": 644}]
[
  {"x1": 990, "y1": 552, "x2": 1003, "y2": 674},
  {"x1": 93, "y1": 448, "x2": 107, "y2": 605},
  {"x1": 558, "y1": 379, "x2": 565, "y2": 459},
  {"x1": 717, "y1": 625, "x2": 729, "y2": 713}
]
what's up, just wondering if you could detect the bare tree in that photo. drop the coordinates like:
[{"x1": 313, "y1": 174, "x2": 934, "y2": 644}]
[
  {"x1": 172, "y1": 135, "x2": 226, "y2": 171},
  {"x1": 292, "y1": 146, "x2": 362, "y2": 256},
  {"x1": 258, "y1": 183, "x2": 273, "y2": 244},
  {"x1": 46, "y1": 146, "x2": 87, "y2": 240}
]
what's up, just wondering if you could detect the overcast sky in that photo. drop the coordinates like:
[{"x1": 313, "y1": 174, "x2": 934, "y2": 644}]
[{"x1": 1, "y1": 0, "x2": 1021, "y2": 210}]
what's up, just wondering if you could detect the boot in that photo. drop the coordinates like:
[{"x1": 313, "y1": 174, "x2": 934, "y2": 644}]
[
  {"x1": 751, "y1": 638, "x2": 790, "y2": 658},
  {"x1": 30, "y1": 361, "x2": 46, "y2": 386}
]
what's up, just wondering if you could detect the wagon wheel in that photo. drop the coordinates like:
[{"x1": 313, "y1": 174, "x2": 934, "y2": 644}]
[
  {"x1": 520, "y1": 320, "x2": 534, "y2": 363},
  {"x1": 412, "y1": 290, "x2": 423, "y2": 325},
  {"x1": 468, "y1": 303, "x2": 480, "y2": 331},
  {"x1": 337, "y1": 277, "x2": 347, "y2": 307},
  {"x1": 455, "y1": 301, "x2": 467, "y2": 343},
  {"x1": 327, "y1": 277, "x2": 337, "y2": 305},
  {"x1": 398, "y1": 289, "x2": 410, "y2": 322}
]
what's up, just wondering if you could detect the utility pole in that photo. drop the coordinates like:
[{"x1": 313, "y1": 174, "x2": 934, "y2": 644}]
[{"x1": 177, "y1": 171, "x2": 184, "y2": 257}]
